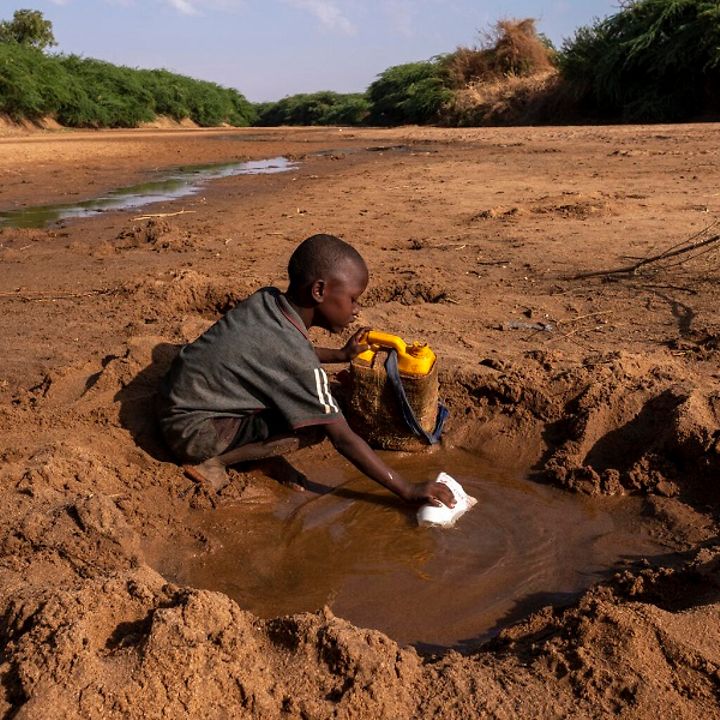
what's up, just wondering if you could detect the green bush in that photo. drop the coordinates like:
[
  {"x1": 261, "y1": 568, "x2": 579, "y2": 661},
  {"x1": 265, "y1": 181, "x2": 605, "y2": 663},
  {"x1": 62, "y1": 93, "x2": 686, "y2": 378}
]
[
  {"x1": 137, "y1": 69, "x2": 192, "y2": 120},
  {"x1": 55, "y1": 56, "x2": 155, "y2": 127},
  {"x1": 560, "y1": 0, "x2": 720, "y2": 121},
  {"x1": 0, "y1": 42, "x2": 77, "y2": 119},
  {"x1": 0, "y1": 43, "x2": 255, "y2": 127},
  {"x1": 366, "y1": 61, "x2": 453, "y2": 125},
  {"x1": 255, "y1": 91, "x2": 370, "y2": 126}
]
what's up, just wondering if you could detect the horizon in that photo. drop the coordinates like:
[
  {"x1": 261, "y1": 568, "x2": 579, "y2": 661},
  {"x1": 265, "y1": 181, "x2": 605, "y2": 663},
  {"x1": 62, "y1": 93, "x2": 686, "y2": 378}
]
[{"x1": 14, "y1": 1, "x2": 620, "y2": 103}]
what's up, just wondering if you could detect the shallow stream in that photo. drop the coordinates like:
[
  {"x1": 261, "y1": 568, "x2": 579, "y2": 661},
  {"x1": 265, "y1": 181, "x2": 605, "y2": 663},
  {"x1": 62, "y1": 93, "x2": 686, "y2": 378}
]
[
  {"x1": 156, "y1": 448, "x2": 668, "y2": 652},
  {"x1": 0, "y1": 156, "x2": 297, "y2": 228}
]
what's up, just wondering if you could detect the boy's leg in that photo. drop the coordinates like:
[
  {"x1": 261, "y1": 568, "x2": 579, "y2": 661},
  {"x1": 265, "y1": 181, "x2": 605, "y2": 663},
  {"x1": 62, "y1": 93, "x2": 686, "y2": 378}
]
[
  {"x1": 184, "y1": 419, "x2": 324, "y2": 492},
  {"x1": 216, "y1": 427, "x2": 322, "y2": 465}
]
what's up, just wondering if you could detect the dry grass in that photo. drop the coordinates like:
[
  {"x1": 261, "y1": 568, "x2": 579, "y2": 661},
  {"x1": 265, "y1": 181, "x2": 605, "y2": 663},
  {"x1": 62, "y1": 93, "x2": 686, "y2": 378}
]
[
  {"x1": 448, "y1": 69, "x2": 563, "y2": 125},
  {"x1": 440, "y1": 19, "x2": 569, "y2": 126},
  {"x1": 443, "y1": 19, "x2": 555, "y2": 88}
]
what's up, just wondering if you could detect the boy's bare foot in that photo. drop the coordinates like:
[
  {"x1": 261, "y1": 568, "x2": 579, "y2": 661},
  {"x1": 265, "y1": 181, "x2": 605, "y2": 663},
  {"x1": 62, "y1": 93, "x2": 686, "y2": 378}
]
[{"x1": 183, "y1": 457, "x2": 230, "y2": 492}]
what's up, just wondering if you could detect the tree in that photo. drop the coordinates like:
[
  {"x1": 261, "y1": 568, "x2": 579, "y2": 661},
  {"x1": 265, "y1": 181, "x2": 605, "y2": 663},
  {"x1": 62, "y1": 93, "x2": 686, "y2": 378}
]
[
  {"x1": 560, "y1": 0, "x2": 720, "y2": 121},
  {"x1": 0, "y1": 9, "x2": 57, "y2": 51},
  {"x1": 367, "y1": 61, "x2": 453, "y2": 125}
]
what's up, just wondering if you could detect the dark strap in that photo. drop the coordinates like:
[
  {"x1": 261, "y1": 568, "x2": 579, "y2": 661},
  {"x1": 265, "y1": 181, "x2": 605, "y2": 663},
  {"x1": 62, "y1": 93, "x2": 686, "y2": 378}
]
[{"x1": 384, "y1": 349, "x2": 448, "y2": 445}]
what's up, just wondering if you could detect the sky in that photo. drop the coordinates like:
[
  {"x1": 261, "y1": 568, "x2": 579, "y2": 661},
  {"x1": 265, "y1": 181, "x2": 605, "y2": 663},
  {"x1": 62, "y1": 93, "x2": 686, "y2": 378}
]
[{"x1": 9, "y1": 1, "x2": 621, "y2": 102}]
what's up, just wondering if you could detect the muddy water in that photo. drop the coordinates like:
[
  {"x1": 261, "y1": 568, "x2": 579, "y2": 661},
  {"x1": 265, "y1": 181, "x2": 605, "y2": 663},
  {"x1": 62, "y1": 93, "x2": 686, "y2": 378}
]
[
  {"x1": 0, "y1": 156, "x2": 297, "y2": 228},
  {"x1": 157, "y1": 449, "x2": 667, "y2": 652}
]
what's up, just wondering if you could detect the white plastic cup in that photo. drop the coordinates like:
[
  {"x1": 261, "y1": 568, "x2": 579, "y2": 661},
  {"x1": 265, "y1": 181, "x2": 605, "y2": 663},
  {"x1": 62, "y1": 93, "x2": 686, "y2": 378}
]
[{"x1": 416, "y1": 472, "x2": 477, "y2": 528}]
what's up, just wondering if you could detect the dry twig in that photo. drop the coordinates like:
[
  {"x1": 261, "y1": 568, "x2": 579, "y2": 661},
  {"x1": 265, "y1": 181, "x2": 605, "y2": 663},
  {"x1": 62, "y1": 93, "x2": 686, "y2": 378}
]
[
  {"x1": 131, "y1": 209, "x2": 195, "y2": 221},
  {"x1": 0, "y1": 288, "x2": 113, "y2": 302},
  {"x1": 568, "y1": 220, "x2": 720, "y2": 280}
]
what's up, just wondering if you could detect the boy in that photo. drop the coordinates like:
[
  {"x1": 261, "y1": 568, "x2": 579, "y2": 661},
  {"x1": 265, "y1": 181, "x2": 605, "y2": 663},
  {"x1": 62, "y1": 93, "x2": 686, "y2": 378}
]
[{"x1": 157, "y1": 233, "x2": 454, "y2": 509}]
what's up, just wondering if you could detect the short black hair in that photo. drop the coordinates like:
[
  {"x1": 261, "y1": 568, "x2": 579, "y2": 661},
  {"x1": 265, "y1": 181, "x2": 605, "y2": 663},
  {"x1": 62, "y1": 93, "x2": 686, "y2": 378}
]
[{"x1": 287, "y1": 234, "x2": 366, "y2": 289}]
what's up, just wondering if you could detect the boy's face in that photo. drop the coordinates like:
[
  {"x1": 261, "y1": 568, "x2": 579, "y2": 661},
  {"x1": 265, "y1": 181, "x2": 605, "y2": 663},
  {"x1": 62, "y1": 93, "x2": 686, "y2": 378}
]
[{"x1": 313, "y1": 259, "x2": 368, "y2": 333}]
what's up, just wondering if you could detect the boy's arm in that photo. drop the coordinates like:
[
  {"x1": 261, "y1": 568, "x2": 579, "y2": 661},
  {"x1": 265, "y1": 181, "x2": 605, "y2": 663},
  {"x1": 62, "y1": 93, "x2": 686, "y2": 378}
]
[
  {"x1": 324, "y1": 418, "x2": 455, "y2": 507},
  {"x1": 314, "y1": 347, "x2": 350, "y2": 364},
  {"x1": 314, "y1": 327, "x2": 368, "y2": 364}
]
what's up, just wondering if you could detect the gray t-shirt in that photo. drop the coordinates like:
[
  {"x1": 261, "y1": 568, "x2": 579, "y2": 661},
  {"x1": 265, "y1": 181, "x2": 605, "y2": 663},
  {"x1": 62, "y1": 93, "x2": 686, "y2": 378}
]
[{"x1": 158, "y1": 287, "x2": 342, "y2": 458}]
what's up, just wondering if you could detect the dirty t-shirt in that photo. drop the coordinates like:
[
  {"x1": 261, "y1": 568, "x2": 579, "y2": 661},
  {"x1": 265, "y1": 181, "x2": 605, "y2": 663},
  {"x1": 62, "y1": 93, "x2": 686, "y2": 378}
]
[{"x1": 158, "y1": 287, "x2": 342, "y2": 460}]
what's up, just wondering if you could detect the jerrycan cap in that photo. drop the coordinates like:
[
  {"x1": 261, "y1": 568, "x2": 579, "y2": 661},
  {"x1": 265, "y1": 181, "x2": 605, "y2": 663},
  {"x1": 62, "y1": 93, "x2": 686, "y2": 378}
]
[{"x1": 407, "y1": 341, "x2": 433, "y2": 359}]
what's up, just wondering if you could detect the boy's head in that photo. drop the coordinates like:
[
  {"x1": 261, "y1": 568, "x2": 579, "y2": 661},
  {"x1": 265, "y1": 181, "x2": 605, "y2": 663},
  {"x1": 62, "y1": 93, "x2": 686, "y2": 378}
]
[{"x1": 287, "y1": 234, "x2": 368, "y2": 333}]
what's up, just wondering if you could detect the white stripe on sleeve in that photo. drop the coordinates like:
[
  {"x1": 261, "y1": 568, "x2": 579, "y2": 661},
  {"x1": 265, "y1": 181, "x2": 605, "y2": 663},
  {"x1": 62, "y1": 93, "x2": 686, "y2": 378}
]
[
  {"x1": 320, "y1": 368, "x2": 339, "y2": 412},
  {"x1": 314, "y1": 368, "x2": 331, "y2": 414}
]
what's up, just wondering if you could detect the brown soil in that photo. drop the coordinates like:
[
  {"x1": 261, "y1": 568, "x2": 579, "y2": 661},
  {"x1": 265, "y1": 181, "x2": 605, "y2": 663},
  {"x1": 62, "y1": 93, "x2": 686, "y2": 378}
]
[{"x1": 1, "y1": 124, "x2": 720, "y2": 718}]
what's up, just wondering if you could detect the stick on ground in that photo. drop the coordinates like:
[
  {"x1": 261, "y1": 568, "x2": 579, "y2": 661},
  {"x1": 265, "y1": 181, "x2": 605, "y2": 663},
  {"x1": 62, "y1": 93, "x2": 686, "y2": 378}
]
[{"x1": 568, "y1": 221, "x2": 720, "y2": 281}]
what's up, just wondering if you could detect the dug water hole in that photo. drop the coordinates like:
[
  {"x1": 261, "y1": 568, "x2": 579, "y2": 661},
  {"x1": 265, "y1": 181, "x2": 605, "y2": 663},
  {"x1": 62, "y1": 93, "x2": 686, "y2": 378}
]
[{"x1": 151, "y1": 448, "x2": 669, "y2": 653}]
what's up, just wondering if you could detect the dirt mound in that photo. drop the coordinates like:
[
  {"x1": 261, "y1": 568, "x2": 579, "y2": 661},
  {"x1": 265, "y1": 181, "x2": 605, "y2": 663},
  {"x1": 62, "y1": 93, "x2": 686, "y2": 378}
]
[
  {"x1": 471, "y1": 193, "x2": 615, "y2": 222},
  {"x1": 121, "y1": 270, "x2": 254, "y2": 319},
  {"x1": 539, "y1": 354, "x2": 719, "y2": 496},
  {"x1": 441, "y1": 351, "x2": 720, "y2": 499},
  {"x1": 114, "y1": 219, "x2": 197, "y2": 252},
  {"x1": 0, "y1": 227, "x2": 64, "y2": 263},
  {"x1": 0, "y1": 569, "x2": 424, "y2": 719},
  {"x1": 493, "y1": 554, "x2": 720, "y2": 717},
  {"x1": 363, "y1": 280, "x2": 449, "y2": 306},
  {"x1": 531, "y1": 193, "x2": 614, "y2": 219}
]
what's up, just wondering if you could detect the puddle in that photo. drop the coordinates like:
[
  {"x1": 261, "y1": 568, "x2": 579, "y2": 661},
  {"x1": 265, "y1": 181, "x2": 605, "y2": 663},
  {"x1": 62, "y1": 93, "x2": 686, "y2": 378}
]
[
  {"x1": 152, "y1": 449, "x2": 669, "y2": 653},
  {"x1": 0, "y1": 156, "x2": 298, "y2": 229}
]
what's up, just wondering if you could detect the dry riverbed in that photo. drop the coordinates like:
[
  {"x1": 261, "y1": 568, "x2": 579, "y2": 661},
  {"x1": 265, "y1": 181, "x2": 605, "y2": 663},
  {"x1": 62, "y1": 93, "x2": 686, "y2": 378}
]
[{"x1": 1, "y1": 124, "x2": 720, "y2": 718}]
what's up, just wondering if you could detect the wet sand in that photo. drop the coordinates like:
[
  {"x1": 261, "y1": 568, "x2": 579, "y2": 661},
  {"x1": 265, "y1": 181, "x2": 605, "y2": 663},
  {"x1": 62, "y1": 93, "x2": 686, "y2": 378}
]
[{"x1": 1, "y1": 124, "x2": 720, "y2": 718}]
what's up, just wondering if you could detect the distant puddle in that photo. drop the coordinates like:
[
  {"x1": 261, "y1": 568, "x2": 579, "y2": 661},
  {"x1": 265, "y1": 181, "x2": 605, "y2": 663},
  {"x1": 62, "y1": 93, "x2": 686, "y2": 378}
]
[
  {"x1": 0, "y1": 156, "x2": 297, "y2": 229},
  {"x1": 153, "y1": 449, "x2": 668, "y2": 653}
]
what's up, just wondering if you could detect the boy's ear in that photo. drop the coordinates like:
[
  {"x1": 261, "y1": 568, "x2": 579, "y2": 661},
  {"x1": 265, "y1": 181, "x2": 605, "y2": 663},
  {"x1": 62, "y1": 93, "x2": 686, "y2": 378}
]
[{"x1": 310, "y1": 279, "x2": 326, "y2": 304}]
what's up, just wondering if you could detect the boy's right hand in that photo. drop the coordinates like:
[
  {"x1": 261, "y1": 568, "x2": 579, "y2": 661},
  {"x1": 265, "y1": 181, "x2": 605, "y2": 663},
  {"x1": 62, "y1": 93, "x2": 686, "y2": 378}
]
[
  {"x1": 325, "y1": 418, "x2": 456, "y2": 508},
  {"x1": 404, "y1": 479, "x2": 456, "y2": 508},
  {"x1": 340, "y1": 326, "x2": 370, "y2": 362}
]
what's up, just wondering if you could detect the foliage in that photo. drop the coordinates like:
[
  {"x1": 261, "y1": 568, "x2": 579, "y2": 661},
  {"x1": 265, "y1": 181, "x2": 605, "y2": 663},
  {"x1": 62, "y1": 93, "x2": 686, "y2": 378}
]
[
  {"x1": 441, "y1": 19, "x2": 556, "y2": 89},
  {"x1": 0, "y1": 8, "x2": 56, "y2": 50},
  {"x1": 0, "y1": 43, "x2": 71, "y2": 119},
  {"x1": 367, "y1": 61, "x2": 453, "y2": 125},
  {"x1": 254, "y1": 91, "x2": 369, "y2": 126},
  {"x1": 560, "y1": 0, "x2": 720, "y2": 121},
  {"x1": 0, "y1": 42, "x2": 255, "y2": 127}
]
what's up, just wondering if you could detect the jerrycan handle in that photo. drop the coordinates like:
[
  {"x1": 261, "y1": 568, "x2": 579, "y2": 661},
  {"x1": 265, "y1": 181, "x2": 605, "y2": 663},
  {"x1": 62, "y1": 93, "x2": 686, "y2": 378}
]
[
  {"x1": 358, "y1": 330, "x2": 436, "y2": 376},
  {"x1": 361, "y1": 330, "x2": 408, "y2": 355}
]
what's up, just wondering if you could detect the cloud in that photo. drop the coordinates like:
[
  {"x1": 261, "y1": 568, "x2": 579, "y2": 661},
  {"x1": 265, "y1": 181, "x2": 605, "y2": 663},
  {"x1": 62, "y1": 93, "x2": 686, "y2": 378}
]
[
  {"x1": 165, "y1": 0, "x2": 200, "y2": 14},
  {"x1": 284, "y1": 0, "x2": 355, "y2": 34},
  {"x1": 158, "y1": 0, "x2": 250, "y2": 16}
]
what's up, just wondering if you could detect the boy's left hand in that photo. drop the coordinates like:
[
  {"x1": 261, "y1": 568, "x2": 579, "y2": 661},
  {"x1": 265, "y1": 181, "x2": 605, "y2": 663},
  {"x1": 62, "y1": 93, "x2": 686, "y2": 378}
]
[{"x1": 341, "y1": 327, "x2": 370, "y2": 362}]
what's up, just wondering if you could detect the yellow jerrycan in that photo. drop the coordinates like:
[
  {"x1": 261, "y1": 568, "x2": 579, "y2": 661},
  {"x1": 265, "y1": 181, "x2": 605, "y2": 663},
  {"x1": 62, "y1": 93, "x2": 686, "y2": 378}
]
[{"x1": 348, "y1": 330, "x2": 445, "y2": 451}]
